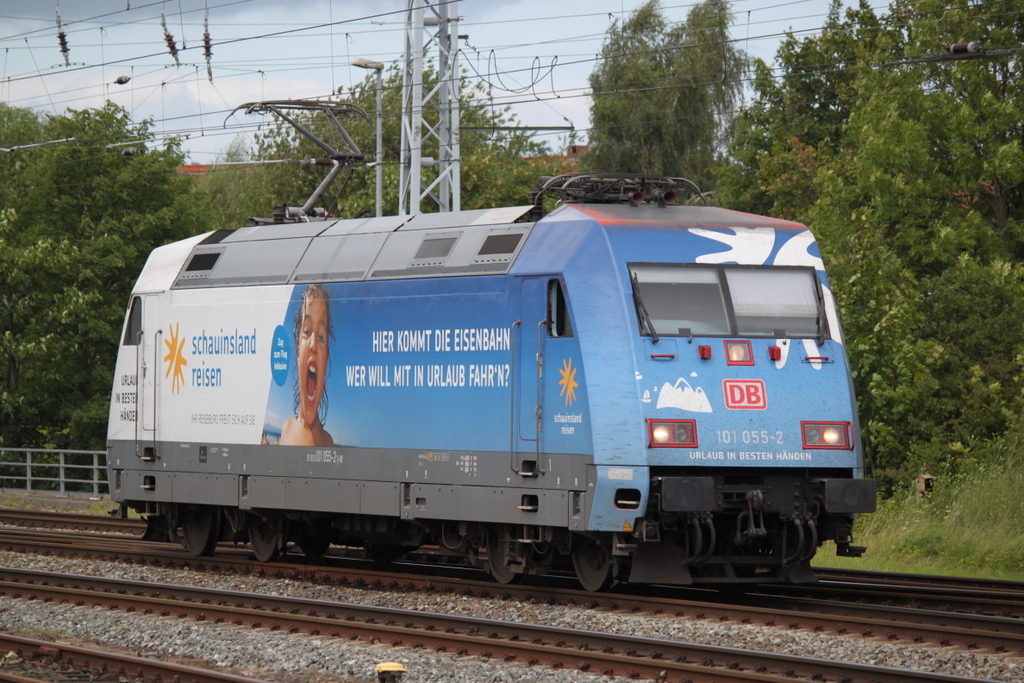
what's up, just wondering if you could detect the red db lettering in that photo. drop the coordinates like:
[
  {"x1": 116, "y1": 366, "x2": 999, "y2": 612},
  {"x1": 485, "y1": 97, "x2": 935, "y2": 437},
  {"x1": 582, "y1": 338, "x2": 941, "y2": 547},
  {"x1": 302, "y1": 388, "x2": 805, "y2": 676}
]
[{"x1": 723, "y1": 379, "x2": 767, "y2": 410}]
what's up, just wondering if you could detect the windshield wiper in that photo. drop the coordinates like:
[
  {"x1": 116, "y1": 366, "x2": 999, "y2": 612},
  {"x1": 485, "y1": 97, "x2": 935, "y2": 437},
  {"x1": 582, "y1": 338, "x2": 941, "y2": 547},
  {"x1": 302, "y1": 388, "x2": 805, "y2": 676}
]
[{"x1": 631, "y1": 271, "x2": 659, "y2": 345}]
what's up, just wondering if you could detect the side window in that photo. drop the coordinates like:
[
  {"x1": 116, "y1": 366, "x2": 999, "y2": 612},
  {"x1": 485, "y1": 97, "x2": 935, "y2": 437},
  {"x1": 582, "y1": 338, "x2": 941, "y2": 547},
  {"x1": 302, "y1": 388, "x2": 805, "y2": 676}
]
[
  {"x1": 122, "y1": 297, "x2": 142, "y2": 346},
  {"x1": 547, "y1": 279, "x2": 574, "y2": 338}
]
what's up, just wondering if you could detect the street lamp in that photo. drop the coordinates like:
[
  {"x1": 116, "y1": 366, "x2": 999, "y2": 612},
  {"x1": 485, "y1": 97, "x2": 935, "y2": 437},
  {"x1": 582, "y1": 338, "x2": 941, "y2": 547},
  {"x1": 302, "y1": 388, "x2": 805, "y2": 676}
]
[{"x1": 352, "y1": 57, "x2": 385, "y2": 217}]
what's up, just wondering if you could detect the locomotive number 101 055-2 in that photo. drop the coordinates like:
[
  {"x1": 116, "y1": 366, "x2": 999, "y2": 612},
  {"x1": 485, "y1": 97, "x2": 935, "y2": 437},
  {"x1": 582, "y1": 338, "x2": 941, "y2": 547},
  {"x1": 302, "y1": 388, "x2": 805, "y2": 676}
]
[{"x1": 715, "y1": 429, "x2": 785, "y2": 445}]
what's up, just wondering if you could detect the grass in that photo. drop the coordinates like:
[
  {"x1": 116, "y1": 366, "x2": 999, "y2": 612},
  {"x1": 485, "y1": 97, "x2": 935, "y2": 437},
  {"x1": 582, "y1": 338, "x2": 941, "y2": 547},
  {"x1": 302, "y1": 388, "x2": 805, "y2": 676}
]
[
  {"x1": 0, "y1": 495, "x2": 119, "y2": 516},
  {"x1": 814, "y1": 456, "x2": 1024, "y2": 581}
]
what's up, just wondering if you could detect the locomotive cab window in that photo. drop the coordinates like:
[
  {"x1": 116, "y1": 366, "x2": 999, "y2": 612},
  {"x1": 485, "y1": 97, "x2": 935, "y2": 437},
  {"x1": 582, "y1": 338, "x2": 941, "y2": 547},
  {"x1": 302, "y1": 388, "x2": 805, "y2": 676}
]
[
  {"x1": 725, "y1": 268, "x2": 821, "y2": 337},
  {"x1": 547, "y1": 279, "x2": 573, "y2": 338},
  {"x1": 629, "y1": 264, "x2": 826, "y2": 339},
  {"x1": 630, "y1": 265, "x2": 730, "y2": 336},
  {"x1": 122, "y1": 297, "x2": 142, "y2": 346}
]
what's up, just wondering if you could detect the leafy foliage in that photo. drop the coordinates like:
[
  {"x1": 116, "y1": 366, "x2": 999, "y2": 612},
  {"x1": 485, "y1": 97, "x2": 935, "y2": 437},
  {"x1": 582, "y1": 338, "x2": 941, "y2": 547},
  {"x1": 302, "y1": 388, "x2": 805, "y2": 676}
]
[
  {"x1": 716, "y1": 0, "x2": 878, "y2": 214},
  {"x1": 584, "y1": 0, "x2": 747, "y2": 190},
  {"x1": 0, "y1": 103, "x2": 207, "y2": 449},
  {"x1": 722, "y1": 0, "x2": 1024, "y2": 482}
]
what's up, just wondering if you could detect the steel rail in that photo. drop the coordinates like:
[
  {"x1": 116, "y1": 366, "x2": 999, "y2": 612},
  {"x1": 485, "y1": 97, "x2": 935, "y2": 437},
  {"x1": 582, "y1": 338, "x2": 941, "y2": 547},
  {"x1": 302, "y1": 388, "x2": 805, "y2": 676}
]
[
  {"x1": 0, "y1": 671, "x2": 57, "y2": 683},
  {"x1": 1, "y1": 527, "x2": 1023, "y2": 654},
  {"x1": 0, "y1": 567, "x2": 998, "y2": 683},
  {"x1": 813, "y1": 566, "x2": 1024, "y2": 593},
  {"x1": 0, "y1": 632, "x2": 270, "y2": 683},
  {"x1": 0, "y1": 509, "x2": 144, "y2": 535},
  {"x1": 6, "y1": 510, "x2": 1024, "y2": 600},
  {"x1": 755, "y1": 579, "x2": 1024, "y2": 617},
  {"x1": 7, "y1": 510, "x2": 1024, "y2": 600}
]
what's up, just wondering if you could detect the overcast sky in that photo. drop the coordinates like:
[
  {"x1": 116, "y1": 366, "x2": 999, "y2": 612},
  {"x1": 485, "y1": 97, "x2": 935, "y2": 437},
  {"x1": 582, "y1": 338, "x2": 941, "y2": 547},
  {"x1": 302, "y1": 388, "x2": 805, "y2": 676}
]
[{"x1": 0, "y1": 0, "x2": 877, "y2": 161}]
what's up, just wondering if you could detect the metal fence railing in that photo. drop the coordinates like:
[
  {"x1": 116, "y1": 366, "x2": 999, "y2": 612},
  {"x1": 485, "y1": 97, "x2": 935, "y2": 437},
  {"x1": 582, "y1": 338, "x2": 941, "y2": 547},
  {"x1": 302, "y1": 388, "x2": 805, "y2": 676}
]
[{"x1": 0, "y1": 448, "x2": 108, "y2": 498}]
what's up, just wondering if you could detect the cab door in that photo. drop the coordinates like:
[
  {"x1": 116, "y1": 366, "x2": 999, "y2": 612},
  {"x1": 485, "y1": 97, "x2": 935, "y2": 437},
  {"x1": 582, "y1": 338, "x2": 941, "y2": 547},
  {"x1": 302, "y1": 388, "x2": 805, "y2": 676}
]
[
  {"x1": 136, "y1": 295, "x2": 160, "y2": 461},
  {"x1": 515, "y1": 277, "x2": 547, "y2": 475}
]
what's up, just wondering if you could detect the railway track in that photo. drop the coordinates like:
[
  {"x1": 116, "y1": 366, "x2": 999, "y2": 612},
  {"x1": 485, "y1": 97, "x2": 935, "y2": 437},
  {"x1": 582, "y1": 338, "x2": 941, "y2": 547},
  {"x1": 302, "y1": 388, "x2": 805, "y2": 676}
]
[
  {"x1": 813, "y1": 566, "x2": 1024, "y2": 593},
  {"x1": 757, "y1": 575, "x2": 1024, "y2": 617},
  {"x1": 3, "y1": 508, "x2": 1020, "y2": 593},
  {"x1": 0, "y1": 566, "x2": 1001, "y2": 683},
  {"x1": 1, "y1": 520, "x2": 1024, "y2": 654},
  {"x1": 1, "y1": 511, "x2": 1023, "y2": 681},
  {"x1": 0, "y1": 631, "x2": 269, "y2": 683},
  {"x1": 0, "y1": 509, "x2": 145, "y2": 536}
]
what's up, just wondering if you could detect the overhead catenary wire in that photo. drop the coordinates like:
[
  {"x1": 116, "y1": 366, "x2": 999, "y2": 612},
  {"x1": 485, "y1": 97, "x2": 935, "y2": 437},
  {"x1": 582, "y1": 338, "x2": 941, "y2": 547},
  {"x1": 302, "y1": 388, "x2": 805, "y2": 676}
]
[
  {"x1": 2, "y1": 43, "x2": 1015, "y2": 159},
  {"x1": 0, "y1": 0, "x2": 1017, "y2": 160},
  {"x1": 0, "y1": 0, "x2": 460, "y2": 84},
  {"x1": 4, "y1": 12, "x2": 1017, "y2": 135},
  {"x1": 0, "y1": 0, "x2": 247, "y2": 43},
  {"x1": 0, "y1": 0, "x2": 876, "y2": 93},
  {"x1": 1, "y1": 0, "x2": 1008, "y2": 63},
  {"x1": 0, "y1": 0, "x2": 974, "y2": 110},
  {"x1": 1, "y1": 65, "x2": 1017, "y2": 194}
]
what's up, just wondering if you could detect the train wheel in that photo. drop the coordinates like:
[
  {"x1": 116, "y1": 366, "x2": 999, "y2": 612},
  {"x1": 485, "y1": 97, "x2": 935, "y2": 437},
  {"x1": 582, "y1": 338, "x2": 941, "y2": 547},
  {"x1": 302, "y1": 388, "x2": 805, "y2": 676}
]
[
  {"x1": 180, "y1": 506, "x2": 220, "y2": 557},
  {"x1": 572, "y1": 538, "x2": 613, "y2": 592},
  {"x1": 485, "y1": 530, "x2": 522, "y2": 585},
  {"x1": 248, "y1": 516, "x2": 284, "y2": 562}
]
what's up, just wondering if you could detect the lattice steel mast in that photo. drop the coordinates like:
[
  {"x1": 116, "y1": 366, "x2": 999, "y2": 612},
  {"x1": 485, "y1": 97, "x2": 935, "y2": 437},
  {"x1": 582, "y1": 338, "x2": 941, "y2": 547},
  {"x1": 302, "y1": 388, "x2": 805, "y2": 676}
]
[{"x1": 399, "y1": 0, "x2": 460, "y2": 215}]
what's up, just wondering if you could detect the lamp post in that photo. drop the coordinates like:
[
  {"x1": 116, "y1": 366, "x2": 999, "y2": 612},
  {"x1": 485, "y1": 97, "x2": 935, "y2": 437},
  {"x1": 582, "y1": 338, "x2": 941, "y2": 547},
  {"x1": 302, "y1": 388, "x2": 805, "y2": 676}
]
[{"x1": 352, "y1": 57, "x2": 385, "y2": 217}]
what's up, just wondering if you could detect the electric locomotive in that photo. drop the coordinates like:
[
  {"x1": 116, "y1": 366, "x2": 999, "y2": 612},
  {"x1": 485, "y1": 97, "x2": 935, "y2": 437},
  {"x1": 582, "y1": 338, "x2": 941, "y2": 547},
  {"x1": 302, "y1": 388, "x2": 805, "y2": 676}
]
[{"x1": 106, "y1": 173, "x2": 876, "y2": 589}]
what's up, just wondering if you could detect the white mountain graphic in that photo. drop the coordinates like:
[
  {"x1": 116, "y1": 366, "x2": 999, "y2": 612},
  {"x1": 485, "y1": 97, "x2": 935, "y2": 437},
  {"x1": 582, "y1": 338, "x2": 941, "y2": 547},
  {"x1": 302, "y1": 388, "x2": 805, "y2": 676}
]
[{"x1": 656, "y1": 378, "x2": 713, "y2": 413}]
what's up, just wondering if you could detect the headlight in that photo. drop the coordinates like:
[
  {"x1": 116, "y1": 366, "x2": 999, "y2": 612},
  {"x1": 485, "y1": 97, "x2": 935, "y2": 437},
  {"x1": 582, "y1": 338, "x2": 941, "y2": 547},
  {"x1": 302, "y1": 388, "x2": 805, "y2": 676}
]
[
  {"x1": 802, "y1": 421, "x2": 852, "y2": 449},
  {"x1": 647, "y1": 419, "x2": 698, "y2": 448},
  {"x1": 725, "y1": 340, "x2": 753, "y2": 365}
]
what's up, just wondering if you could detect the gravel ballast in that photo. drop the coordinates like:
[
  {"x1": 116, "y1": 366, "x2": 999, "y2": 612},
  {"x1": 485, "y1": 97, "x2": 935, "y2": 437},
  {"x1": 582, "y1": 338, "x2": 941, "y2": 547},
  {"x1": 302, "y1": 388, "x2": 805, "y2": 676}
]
[{"x1": 0, "y1": 550, "x2": 1021, "y2": 682}]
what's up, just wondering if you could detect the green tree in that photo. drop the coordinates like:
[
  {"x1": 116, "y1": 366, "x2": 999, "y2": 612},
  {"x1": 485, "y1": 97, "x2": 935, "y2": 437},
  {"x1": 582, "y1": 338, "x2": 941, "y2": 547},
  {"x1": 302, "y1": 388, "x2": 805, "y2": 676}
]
[
  {"x1": 0, "y1": 103, "x2": 207, "y2": 449},
  {"x1": 584, "y1": 0, "x2": 747, "y2": 190},
  {"x1": 204, "y1": 66, "x2": 572, "y2": 228},
  {"x1": 723, "y1": 0, "x2": 1024, "y2": 481},
  {"x1": 715, "y1": 0, "x2": 882, "y2": 215}
]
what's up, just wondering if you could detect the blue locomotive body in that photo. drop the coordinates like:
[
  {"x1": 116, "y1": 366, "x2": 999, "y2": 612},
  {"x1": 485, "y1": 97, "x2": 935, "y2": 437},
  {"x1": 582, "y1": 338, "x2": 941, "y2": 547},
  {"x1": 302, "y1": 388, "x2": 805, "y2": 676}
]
[{"x1": 107, "y1": 196, "x2": 875, "y2": 588}]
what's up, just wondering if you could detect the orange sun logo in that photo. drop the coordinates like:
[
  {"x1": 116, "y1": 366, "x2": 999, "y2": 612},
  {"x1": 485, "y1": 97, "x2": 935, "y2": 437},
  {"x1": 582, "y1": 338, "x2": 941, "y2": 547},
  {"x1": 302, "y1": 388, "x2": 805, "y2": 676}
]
[
  {"x1": 163, "y1": 322, "x2": 188, "y2": 394},
  {"x1": 558, "y1": 357, "x2": 579, "y2": 406}
]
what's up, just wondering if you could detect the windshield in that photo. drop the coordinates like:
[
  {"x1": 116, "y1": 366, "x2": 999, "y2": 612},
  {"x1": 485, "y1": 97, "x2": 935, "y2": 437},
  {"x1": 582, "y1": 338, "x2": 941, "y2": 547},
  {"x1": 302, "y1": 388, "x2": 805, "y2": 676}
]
[{"x1": 630, "y1": 264, "x2": 824, "y2": 339}]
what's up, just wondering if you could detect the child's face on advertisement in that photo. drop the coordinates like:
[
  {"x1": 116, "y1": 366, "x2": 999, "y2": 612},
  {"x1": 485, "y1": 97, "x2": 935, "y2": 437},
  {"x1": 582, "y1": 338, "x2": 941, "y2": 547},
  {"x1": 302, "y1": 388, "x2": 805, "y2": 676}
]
[{"x1": 297, "y1": 295, "x2": 329, "y2": 426}]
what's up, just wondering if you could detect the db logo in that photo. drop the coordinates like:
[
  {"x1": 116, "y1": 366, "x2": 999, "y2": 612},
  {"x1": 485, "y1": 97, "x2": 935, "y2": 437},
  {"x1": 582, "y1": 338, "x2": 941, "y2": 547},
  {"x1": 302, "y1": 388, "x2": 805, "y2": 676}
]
[{"x1": 723, "y1": 379, "x2": 767, "y2": 410}]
